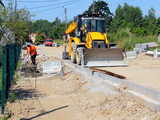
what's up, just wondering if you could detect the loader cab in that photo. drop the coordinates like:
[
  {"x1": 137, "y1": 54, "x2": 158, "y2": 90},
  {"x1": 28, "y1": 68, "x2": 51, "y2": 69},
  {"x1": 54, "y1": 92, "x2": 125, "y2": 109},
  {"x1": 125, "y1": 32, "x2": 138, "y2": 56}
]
[
  {"x1": 75, "y1": 15, "x2": 106, "y2": 43},
  {"x1": 81, "y1": 17, "x2": 106, "y2": 33}
]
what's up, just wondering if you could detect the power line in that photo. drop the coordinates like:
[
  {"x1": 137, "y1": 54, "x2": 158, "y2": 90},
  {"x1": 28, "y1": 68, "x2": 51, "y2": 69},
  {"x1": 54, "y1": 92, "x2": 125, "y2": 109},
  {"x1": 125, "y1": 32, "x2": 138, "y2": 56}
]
[
  {"x1": 31, "y1": 6, "x2": 62, "y2": 13},
  {"x1": 28, "y1": 0, "x2": 75, "y2": 9},
  {"x1": 17, "y1": 0, "x2": 64, "y2": 3},
  {"x1": 30, "y1": 0, "x2": 79, "y2": 13},
  {"x1": 15, "y1": 0, "x2": 17, "y2": 13},
  {"x1": 13, "y1": 0, "x2": 82, "y2": 20}
]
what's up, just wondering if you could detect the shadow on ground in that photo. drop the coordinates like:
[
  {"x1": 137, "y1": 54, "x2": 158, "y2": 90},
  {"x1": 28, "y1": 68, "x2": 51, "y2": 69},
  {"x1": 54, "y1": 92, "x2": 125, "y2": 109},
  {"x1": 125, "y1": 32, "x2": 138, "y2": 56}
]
[
  {"x1": 21, "y1": 64, "x2": 42, "y2": 78},
  {"x1": 12, "y1": 88, "x2": 44, "y2": 100},
  {"x1": 20, "y1": 105, "x2": 69, "y2": 120}
]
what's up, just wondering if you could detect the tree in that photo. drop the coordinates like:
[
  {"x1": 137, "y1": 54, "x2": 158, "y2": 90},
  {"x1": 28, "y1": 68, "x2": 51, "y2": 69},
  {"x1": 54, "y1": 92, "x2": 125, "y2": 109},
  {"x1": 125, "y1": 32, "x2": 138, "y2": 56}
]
[
  {"x1": 6, "y1": 21, "x2": 31, "y2": 44},
  {"x1": 49, "y1": 22, "x2": 65, "y2": 39},
  {"x1": 148, "y1": 8, "x2": 156, "y2": 18},
  {"x1": 83, "y1": 0, "x2": 112, "y2": 29},
  {"x1": 113, "y1": 4, "x2": 142, "y2": 30},
  {"x1": 110, "y1": 3, "x2": 143, "y2": 32},
  {"x1": 52, "y1": 17, "x2": 61, "y2": 26},
  {"x1": 32, "y1": 20, "x2": 52, "y2": 35},
  {"x1": 0, "y1": 4, "x2": 32, "y2": 44},
  {"x1": 35, "y1": 33, "x2": 45, "y2": 45},
  {"x1": 143, "y1": 8, "x2": 157, "y2": 35},
  {"x1": 32, "y1": 17, "x2": 66, "y2": 40},
  {"x1": 156, "y1": 17, "x2": 160, "y2": 34}
]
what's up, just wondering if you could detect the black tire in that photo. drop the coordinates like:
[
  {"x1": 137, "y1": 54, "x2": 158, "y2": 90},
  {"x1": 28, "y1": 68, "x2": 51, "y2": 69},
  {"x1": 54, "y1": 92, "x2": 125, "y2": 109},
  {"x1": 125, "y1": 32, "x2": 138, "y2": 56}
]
[
  {"x1": 76, "y1": 52, "x2": 81, "y2": 65},
  {"x1": 71, "y1": 51, "x2": 76, "y2": 63},
  {"x1": 81, "y1": 54, "x2": 85, "y2": 67},
  {"x1": 62, "y1": 52, "x2": 68, "y2": 59}
]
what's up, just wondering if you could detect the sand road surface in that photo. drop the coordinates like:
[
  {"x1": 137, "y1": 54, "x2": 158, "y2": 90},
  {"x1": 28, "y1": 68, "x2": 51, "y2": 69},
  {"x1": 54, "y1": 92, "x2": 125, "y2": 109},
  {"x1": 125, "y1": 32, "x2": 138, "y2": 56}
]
[{"x1": 7, "y1": 46, "x2": 160, "y2": 120}]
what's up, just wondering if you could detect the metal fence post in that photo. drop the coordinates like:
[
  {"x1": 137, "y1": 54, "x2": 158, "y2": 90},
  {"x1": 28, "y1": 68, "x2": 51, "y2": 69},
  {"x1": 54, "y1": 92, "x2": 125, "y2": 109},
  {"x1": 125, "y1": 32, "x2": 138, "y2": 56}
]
[
  {"x1": 8, "y1": 45, "x2": 15, "y2": 88},
  {"x1": 0, "y1": 46, "x2": 7, "y2": 114},
  {"x1": 0, "y1": 43, "x2": 21, "y2": 114}
]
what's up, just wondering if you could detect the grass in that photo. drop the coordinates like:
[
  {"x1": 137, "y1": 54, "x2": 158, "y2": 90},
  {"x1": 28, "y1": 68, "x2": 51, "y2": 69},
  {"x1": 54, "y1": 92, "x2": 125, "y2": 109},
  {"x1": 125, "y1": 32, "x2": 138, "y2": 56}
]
[
  {"x1": 8, "y1": 92, "x2": 17, "y2": 103},
  {"x1": 54, "y1": 39, "x2": 64, "y2": 45},
  {"x1": 16, "y1": 60, "x2": 22, "y2": 71},
  {"x1": 12, "y1": 72, "x2": 20, "y2": 85},
  {"x1": 117, "y1": 35, "x2": 157, "y2": 50},
  {"x1": 0, "y1": 113, "x2": 11, "y2": 120},
  {"x1": 0, "y1": 117, "x2": 9, "y2": 120},
  {"x1": 109, "y1": 28, "x2": 158, "y2": 51}
]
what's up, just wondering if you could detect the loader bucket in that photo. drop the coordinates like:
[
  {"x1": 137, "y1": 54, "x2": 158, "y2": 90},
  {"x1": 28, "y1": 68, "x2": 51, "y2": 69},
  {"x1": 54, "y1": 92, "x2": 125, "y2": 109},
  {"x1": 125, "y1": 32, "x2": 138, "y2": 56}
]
[{"x1": 83, "y1": 48, "x2": 128, "y2": 67}]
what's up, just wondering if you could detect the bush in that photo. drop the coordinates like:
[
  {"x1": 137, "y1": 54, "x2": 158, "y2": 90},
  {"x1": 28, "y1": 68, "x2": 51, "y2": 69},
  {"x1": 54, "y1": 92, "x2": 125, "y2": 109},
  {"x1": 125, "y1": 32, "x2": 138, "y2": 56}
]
[
  {"x1": 108, "y1": 28, "x2": 157, "y2": 50},
  {"x1": 35, "y1": 33, "x2": 45, "y2": 45},
  {"x1": 131, "y1": 27, "x2": 147, "y2": 36},
  {"x1": 108, "y1": 28, "x2": 131, "y2": 43}
]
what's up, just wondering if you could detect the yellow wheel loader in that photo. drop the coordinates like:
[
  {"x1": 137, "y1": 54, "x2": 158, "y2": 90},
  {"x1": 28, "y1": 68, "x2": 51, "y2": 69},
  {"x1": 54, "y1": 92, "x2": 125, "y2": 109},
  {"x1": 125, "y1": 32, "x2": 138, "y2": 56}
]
[{"x1": 62, "y1": 14, "x2": 127, "y2": 67}]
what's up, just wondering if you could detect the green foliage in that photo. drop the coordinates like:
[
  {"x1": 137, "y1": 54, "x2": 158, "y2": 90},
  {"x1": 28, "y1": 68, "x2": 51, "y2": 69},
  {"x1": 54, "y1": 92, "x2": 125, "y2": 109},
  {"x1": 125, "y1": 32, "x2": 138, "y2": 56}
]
[
  {"x1": 54, "y1": 39, "x2": 64, "y2": 45},
  {"x1": 32, "y1": 19, "x2": 52, "y2": 35},
  {"x1": 142, "y1": 8, "x2": 158, "y2": 35},
  {"x1": 0, "y1": 117, "x2": 9, "y2": 120},
  {"x1": 0, "y1": 6, "x2": 32, "y2": 44},
  {"x1": 109, "y1": 28, "x2": 157, "y2": 50},
  {"x1": 131, "y1": 27, "x2": 147, "y2": 36},
  {"x1": 32, "y1": 17, "x2": 66, "y2": 40},
  {"x1": 110, "y1": 3, "x2": 143, "y2": 32},
  {"x1": 13, "y1": 72, "x2": 20, "y2": 85},
  {"x1": 48, "y1": 22, "x2": 66, "y2": 39},
  {"x1": 35, "y1": 33, "x2": 45, "y2": 45},
  {"x1": 107, "y1": 3, "x2": 160, "y2": 51},
  {"x1": 6, "y1": 20, "x2": 30, "y2": 44}
]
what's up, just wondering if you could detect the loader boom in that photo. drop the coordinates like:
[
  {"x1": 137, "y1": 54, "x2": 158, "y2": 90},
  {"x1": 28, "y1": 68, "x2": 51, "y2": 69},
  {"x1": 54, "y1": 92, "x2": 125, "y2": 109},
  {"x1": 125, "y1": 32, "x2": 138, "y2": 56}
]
[{"x1": 65, "y1": 21, "x2": 77, "y2": 34}]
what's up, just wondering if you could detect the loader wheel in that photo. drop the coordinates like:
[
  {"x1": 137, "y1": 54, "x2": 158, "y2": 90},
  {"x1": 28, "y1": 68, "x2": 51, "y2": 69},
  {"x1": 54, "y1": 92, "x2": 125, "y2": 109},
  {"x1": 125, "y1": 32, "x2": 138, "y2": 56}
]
[
  {"x1": 62, "y1": 52, "x2": 68, "y2": 59},
  {"x1": 71, "y1": 51, "x2": 76, "y2": 63},
  {"x1": 76, "y1": 52, "x2": 81, "y2": 65}
]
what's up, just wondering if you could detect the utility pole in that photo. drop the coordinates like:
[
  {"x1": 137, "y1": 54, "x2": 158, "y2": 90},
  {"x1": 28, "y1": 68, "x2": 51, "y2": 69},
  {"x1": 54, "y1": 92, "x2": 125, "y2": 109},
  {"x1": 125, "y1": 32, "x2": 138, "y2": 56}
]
[
  {"x1": 63, "y1": 7, "x2": 67, "y2": 55},
  {"x1": 14, "y1": 0, "x2": 17, "y2": 20},
  {"x1": 14, "y1": 0, "x2": 17, "y2": 12},
  {"x1": 64, "y1": 7, "x2": 67, "y2": 29}
]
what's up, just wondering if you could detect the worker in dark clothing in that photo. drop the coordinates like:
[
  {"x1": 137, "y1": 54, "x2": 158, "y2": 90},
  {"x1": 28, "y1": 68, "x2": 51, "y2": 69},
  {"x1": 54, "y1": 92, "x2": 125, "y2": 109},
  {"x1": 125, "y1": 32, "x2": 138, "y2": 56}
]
[{"x1": 27, "y1": 44, "x2": 37, "y2": 65}]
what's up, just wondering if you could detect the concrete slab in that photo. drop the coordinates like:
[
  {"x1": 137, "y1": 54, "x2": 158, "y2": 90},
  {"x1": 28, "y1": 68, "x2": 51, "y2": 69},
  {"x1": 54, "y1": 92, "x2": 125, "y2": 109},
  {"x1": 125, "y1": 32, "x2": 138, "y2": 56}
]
[
  {"x1": 42, "y1": 61, "x2": 62, "y2": 74},
  {"x1": 126, "y1": 51, "x2": 137, "y2": 59}
]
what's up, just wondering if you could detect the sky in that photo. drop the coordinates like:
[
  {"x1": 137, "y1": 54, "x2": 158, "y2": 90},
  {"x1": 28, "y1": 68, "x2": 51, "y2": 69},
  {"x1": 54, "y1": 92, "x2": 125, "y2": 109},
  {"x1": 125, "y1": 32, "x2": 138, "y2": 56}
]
[{"x1": 5, "y1": 0, "x2": 160, "y2": 22}]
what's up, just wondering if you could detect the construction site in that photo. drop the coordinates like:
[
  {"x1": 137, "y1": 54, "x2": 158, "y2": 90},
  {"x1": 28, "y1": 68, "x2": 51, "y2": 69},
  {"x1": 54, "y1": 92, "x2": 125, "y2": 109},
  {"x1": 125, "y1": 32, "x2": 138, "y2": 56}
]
[
  {"x1": 2, "y1": 45, "x2": 159, "y2": 120},
  {"x1": 1, "y1": 0, "x2": 160, "y2": 120}
]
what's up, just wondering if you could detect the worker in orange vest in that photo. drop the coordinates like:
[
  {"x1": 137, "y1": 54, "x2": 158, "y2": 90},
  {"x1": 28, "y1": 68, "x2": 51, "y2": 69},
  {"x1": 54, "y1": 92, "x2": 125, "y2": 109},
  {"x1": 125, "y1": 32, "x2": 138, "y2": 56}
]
[{"x1": 27, "y1": 43, "x2": 37, "y2": 65}]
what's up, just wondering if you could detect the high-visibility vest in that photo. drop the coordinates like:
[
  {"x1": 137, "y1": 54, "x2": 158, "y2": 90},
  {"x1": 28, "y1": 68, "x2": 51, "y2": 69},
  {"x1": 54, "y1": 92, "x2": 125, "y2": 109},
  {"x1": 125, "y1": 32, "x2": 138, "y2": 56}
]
[{"x1": 27, "y1": 45, "x2": 37, "y2": 56}]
